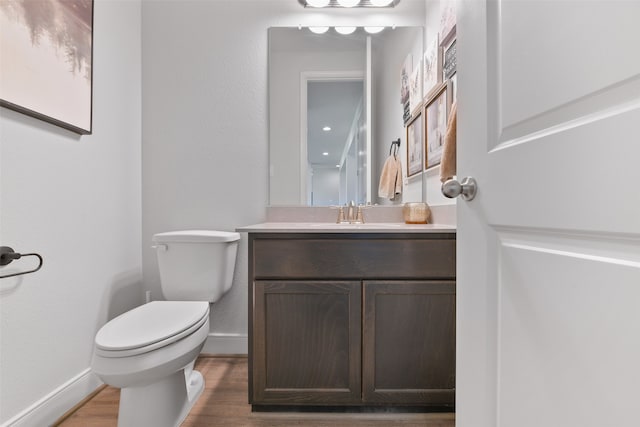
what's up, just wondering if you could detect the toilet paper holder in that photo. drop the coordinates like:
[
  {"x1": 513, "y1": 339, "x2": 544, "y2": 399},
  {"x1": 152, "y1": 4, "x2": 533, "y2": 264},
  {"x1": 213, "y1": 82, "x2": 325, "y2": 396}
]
[{"x1": 0, "y1": 246, "x2": 43, "y2": 279}]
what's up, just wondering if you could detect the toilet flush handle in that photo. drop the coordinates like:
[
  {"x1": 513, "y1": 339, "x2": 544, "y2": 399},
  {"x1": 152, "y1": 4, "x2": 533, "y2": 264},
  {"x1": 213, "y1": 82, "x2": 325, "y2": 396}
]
[{"x1": 151, "y1": 244, "x2": 168, "y2": 252}]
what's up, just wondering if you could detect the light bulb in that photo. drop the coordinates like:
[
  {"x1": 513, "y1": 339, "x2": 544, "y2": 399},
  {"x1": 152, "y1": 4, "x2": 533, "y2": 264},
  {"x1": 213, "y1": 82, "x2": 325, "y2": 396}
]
[
  {"x1": 370, "y1": 0, "x2": 393, "y2": 6},
  {"x1": 364, "y1": 26, "x2": 385, "y2": 34},
  {"x1": 335, "y1": 26, "x2": 357, "y2": 35},
  {"x1": 337, "y1": 0, "x2": 361, "y2": 7},
  {"x1": 306, "y1": 0, "x2": 330, "y2": 7},
  {"x1": 308, "y1": 26, "x2": 329, "y2": 34}
]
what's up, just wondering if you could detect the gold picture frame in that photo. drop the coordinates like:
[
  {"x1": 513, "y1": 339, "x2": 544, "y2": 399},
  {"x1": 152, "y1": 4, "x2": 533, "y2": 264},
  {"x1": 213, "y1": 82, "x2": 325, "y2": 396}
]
[
  {"x1": 425, "y1": 82, "x2": 450, "y2": 169},
  {"x1": 406, "y1": 110, "x2": 424, "y2": 177}
]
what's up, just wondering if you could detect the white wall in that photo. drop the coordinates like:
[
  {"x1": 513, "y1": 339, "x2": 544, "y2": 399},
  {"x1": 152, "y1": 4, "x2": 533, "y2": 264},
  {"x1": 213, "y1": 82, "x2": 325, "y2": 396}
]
[
  {"x1": 141, "y1": 0, "x2": 426, "y2": 354},
  {"x1": 311, "y1": 167, "x2": 340, "y2": 206},
  {"x1": 0, "y1": 0, "x2": 142, "y2": 425}
]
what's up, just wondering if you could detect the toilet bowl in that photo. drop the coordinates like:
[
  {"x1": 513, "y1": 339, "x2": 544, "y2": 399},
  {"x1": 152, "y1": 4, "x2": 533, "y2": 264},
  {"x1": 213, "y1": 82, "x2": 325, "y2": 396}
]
[
  {"x1": 91, "y1": 230, "x2": 240, "y2": 427},
  {"x1": 92, "y1": 301, "x2": 209, "y2": 426}
]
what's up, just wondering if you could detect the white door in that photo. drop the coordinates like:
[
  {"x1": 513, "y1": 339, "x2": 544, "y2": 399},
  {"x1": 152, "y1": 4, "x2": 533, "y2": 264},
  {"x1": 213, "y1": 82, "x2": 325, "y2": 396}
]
[{"x1": 456, "y1": 1, "x2": 640, "y2": 426}]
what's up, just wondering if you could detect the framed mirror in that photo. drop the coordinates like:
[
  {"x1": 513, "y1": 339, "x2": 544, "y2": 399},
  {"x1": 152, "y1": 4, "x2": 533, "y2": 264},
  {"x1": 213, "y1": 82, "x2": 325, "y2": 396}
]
[{"x1": 269, "y1": 26, "x2": 425, "y2": 206}]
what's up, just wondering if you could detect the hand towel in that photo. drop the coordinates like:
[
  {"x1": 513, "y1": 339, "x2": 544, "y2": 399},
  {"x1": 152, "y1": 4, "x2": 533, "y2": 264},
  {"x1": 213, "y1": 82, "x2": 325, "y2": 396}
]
[
  {"x1": 378, "y1": 155, "x2": 403, "y2": 200},
  {"x1": 440, "y1": 101, "x2": 457, "y2": 183}
]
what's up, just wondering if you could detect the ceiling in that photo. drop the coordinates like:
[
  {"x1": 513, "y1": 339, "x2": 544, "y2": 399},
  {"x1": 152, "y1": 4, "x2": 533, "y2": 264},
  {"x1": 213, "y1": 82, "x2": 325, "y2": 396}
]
[{"x1": 307, "y1": 80, "x2": 364, "y2": 167}]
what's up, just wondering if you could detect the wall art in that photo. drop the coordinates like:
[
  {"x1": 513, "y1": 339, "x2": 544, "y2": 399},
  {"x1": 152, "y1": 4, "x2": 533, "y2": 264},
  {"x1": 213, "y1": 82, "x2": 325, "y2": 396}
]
[
  {"x1": 423, "y1": 36, "x2": 442, "y2": 100},
  {"x1": 406, "y1": 110, "x2": 423, "y2": 177},
  {"x1": 425, "y1": 83, "x2": 448, "y2": 169},
  {"x1": 0, "y1": 0, "x2": 94, "y2": 134}
]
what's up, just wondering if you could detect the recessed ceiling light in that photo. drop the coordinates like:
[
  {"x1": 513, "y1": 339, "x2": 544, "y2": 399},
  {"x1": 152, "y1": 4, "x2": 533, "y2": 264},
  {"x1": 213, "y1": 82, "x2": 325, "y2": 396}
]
[
  {"x1": 364, "y1": 26, "x2": 385, "y2": 34},
  {"x1": 335, "y1": 26, "x2": 357, "y2": 35},
  {"x1": 337, "y1": 0, "x2": 361, "y2": 7},
  {"x1": 322, "y1": 126, "x2": 332, "y2": 131},
  {"x1": 306, "y1": 0, "x2": 330, "y2": 7},
  {"x1": 309, "y1": 26, "x2": 329, "y2": 34},
  {"x1": 322, "y1": 152, "x2": 329, "y2": 156},
  {"x1": 336, "y1": 164, "x2": 341, "y2": 168}
]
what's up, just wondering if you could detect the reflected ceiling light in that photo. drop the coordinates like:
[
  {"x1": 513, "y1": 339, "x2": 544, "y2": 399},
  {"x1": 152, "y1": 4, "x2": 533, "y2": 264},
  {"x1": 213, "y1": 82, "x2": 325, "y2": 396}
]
[
  {"x1": 364, "y1": 26, "x2": 385, "y2": 34},
  {"x1": 309, "y1": 26, "x2": 330, "y2": 34},
  {"x1": 322, "y1": 126, "x2": 332, "y2": 131},
  {"x1": 306, "y1": 0, "x2": 330, "y2": 7},
  {"x1": 370, "y1": 0, "x2": 394, "y2": 6},
  {"x1": 335, "y1": 26, "x2": 357, "y2": 35},
  {"x1": 337, "y1": 0, "x2": 361, "y2": 7},
  {"x1": 299, "y1": 0, "x2": 398, "y2": 8},
  {"x1": 322, "y1": 152, "x2": 329, "y2": 156}
]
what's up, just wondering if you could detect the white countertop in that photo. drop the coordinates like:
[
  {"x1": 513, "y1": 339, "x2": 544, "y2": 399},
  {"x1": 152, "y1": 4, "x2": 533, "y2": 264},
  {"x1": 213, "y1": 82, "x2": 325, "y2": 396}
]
[{"x1": 236, "y1": 222, "x2": 456, "y2": 233}]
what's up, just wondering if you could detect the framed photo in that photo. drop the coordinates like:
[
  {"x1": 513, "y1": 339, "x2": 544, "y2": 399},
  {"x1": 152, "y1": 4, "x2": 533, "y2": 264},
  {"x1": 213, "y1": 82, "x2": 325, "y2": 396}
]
[
  {"x1": 423, "y1": 36, "x2": 442, "y2": 99},
  {"x1": 409, "y1": 62, "x2": 422, "y2": 114},
  {"x1": 439, "y1": 0, "x2": 457, "y2": 46},
  {"x1": 443, "y1": 39, "x2": 457, "y2": 81},
  {"x1": 400, "y1": 53, "x2": 412, "y2": 106},
  {"x1": 0, "y1": 0, "x2": 94, "y2": 134},
  {"x1": 406, "y1": 111, "x2": 424, "y2": 177},
  {"x1": 425, "y1": 83, "x2": 449, "y2": 169},
  {"x1": 449, "y1": 73, "x2": 457, "y2": 104}
]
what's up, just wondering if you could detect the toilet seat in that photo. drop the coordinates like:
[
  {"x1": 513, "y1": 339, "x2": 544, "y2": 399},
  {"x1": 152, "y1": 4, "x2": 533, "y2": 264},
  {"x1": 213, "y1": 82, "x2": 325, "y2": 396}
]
[{"x1": 95, "y1": 301, "x2": 209, "y2": 358}]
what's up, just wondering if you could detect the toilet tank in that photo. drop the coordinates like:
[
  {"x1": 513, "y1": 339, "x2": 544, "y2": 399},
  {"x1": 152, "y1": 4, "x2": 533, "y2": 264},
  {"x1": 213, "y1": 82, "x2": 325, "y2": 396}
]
[{"x1": 152, "y1": 230, "x2": 240, "y2": 302}]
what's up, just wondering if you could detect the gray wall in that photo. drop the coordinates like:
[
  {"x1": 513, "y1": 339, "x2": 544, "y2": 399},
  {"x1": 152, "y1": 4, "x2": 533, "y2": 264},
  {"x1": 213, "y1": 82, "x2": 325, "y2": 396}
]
[
  {"x1": 141, "y1": 0, "x2": 426, "y2": 353},
  {"x1": 0, "y1": 1, "x2": 142, "y2": 424}
]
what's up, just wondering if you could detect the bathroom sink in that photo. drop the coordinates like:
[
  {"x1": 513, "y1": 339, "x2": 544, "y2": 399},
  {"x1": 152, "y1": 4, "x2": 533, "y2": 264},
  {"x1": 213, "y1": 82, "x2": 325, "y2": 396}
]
[
  {"x1": 236, "y1": 222, "x2": 456, "y2": 233},
  {"x1": 309, "y1": 222, "x2": 405, "y2": 228}
]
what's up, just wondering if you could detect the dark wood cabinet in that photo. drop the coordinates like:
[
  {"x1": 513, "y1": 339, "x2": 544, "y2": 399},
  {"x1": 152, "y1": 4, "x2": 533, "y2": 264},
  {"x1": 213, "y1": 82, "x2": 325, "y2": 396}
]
[
  {"x1": 362, "y1": 280, "x2": 456, "y2": 405},
  {"x1": 248, "y1": 232, "x2": 456, "y2": 409},
  {"x1": 253, "y1": 280, "x2": 362, "y2": 404}
]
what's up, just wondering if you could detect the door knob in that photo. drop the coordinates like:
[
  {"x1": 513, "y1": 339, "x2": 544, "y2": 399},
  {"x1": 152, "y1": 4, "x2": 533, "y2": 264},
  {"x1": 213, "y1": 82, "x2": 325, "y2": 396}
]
[{"x1": 441, "y1": 177, "x2": 478, "y2": 201}]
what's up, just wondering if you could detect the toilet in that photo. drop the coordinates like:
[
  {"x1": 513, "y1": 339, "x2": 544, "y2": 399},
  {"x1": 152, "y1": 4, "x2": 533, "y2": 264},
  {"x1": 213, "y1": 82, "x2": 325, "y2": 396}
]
[{"x1": 91, "y1": 230, "x2": 240, "y2": 427}]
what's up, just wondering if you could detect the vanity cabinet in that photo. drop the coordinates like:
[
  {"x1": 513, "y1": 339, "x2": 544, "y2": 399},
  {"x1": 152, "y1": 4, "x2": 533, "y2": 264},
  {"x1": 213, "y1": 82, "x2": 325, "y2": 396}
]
[{"x1": 248, "y1": 232, "x2": 456, "y2": 409}]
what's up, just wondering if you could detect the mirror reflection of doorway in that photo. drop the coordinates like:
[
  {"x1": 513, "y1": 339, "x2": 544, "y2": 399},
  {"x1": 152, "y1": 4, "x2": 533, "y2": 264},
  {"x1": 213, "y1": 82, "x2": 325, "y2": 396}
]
[{"x1": 305, "y1": 79, "x2": 365, "y2": 206}]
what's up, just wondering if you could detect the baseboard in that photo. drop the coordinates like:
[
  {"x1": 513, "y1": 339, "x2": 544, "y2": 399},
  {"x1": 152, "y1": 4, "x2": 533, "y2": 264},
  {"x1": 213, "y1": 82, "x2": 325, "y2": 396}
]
[
  {"x1": 202, "y1": 332, "x2": 248, "y2": 355},
  {"x1": 1, "y1": 369, "x2": 102, "y2": 427}
]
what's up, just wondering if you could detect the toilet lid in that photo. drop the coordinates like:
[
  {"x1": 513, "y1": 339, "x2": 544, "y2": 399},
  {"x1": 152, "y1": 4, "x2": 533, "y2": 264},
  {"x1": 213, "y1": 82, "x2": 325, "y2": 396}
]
[{"x1": 95, "y1": 301, "x2": 209, "y2": 352}]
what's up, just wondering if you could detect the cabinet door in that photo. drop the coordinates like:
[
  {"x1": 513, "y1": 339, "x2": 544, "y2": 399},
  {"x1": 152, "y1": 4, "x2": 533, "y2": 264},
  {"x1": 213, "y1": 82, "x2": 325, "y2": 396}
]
[
  {"x1": 362, "y1": 281, "x2": 455, "y2": 406},
  {"x1": 253, "y1": 280, "x2": 361, "y2": 404}
]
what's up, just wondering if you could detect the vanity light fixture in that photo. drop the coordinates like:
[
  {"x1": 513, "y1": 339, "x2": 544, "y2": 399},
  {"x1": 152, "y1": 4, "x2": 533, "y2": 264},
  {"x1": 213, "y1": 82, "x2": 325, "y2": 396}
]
[
  {"x1": 309, "y1": 26, "x2": 330, "y2": 34},
  {"x1": 323, "y1": 126, "x2": 332, "y2": 131},
  {"x1": 364, "y1": 26, "x2": 385, "y2": 34},
  {"x1": 299, "y1": 0, "x2": 399, "y2": 8},
  {"x1": 306, "y1": 26, "x2": 387, "y2": 35},
  {"x1": 336, "y1": 0, "x2": 360, "y2": 7},
  {"x1": 306, "y1": 0, "x2": 330, "y2": 6},
  {"x1": 335, "y1": 26, "x2": 357, "y2": 35}
]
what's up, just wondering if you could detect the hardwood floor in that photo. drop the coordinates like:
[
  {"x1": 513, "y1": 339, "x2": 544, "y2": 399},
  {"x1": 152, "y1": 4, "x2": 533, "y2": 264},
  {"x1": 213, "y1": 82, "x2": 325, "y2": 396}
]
[{"x1": 57, "y1": 356, "x2": 455, "y2": 427}]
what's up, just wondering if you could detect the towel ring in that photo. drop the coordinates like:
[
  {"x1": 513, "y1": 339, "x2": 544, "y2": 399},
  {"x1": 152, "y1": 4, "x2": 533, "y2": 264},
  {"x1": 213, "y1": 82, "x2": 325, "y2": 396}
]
[{"x1": 0, "y1": 246, "x2": 43, "y2": 279}]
